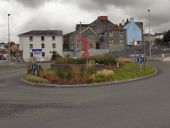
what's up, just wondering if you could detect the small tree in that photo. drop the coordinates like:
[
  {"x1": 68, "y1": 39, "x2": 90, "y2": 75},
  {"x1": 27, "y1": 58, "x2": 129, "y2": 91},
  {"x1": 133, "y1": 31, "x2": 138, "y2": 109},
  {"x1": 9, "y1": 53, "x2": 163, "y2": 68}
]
[
  {"x1": 162, "y1": 30, "x2": 170, "y2": 46},
  {"x1": 51, "y1": 51, "x2": 61, "y2": 61},
  {"x1": 155, "y1": 38, "x2": 162, "y2": 45}
]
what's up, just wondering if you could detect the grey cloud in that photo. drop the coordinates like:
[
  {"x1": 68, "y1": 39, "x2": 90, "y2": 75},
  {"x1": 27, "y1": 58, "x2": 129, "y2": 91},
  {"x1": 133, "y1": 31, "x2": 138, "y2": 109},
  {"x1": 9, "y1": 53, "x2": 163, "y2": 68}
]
[
  {"x1": 92, "y1": 0, "x2": 151, "y2": 7},
  {"x1": 83, "y1": 0, "x2": 170, "y2": 32},
  {"x1": 63, "y1": 0, "x2": 152, "y2": 11},
  {"x1": 18, "y1": 16, "x2": 72, "y2": 35},
  {"x1": 14, "y1": 0, "x2": 54, "y2": 8}
]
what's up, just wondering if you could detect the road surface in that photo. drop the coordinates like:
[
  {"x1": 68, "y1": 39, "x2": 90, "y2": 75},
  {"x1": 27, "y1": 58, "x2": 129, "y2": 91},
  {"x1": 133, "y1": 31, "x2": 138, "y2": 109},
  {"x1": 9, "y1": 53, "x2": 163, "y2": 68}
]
[{"x1": 0, "y1": 61, "x2": 170, "y2": 128}]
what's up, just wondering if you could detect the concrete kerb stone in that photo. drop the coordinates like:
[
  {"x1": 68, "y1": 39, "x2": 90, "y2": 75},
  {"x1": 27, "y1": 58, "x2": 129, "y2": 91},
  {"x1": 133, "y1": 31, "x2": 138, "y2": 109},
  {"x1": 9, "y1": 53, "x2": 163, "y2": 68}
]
[{"x1": 22, "y1": 68, "x2": 158, "y2": 88}]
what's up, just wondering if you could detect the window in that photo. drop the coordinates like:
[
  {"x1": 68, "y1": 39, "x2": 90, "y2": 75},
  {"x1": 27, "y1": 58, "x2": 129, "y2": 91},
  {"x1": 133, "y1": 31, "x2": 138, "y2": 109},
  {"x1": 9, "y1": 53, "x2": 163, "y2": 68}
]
[
  {"x1": 120, "y1": 31, "x2": 123, "y2": 36},
  {"x1": 52, "y1": 43, "x2": 56, "y2": 48},
  {"x1": 41, "y1": 43, "x2": 45, "y2": 48},
  {"x1": 90, "y1": 43, "x2": 93, "y2": 48},
  {"x1": 120, "y1": 40, "x2": 124, "y2": 45},
  {"x1": 41, "y1": 36, "x2": 45, "y2": 41},
  {"x1": 30, "y1": 44, "x2": 33, "y2": 49},
  {"x1": 109, "y1": 40, "x2": 113, "y2": 45},
  {"x1": 30, "y1": 52, "x2": 33, "y2": 57},
  {"x1": 29, "y1": 36, "x2": 33, "y2": 41},
  {"x1": 52, "y1": 36, "x2": 55, "y2": 41},
  {"x1": 109, "y1": 31, "x2": 113, "y2": 36},
  {"x1": 42, "y1": 52, "x2": 45, "y2": 57}
]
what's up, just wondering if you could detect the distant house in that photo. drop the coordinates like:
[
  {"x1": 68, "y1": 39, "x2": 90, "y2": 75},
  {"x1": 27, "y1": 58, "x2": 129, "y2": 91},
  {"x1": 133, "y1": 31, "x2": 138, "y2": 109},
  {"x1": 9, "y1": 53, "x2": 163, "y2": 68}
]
[
  {"x1": 104, "y1": 24, "x2": 126, "y2": 53},
  {"x1": 124, "y1": 18, "x2": 143, "y2": 45},
  {"x1": 10, "y1": 43, "x2": 20, "y2": 57},
  {"x1": 63, "y1": 31, "x2": 76, "y2": 51},
  {"x1": 64, "y1": 16, "x2": 126, "y2": 54},
  {"x1": 144, "y1": 33, "x2": 155, "y2": 45},
  {"x1": 0, "y1": 42, "x2": 5, "y2": 47},
  {"x1": 18, "y1": 30, "x2": 63, "y2": 62},
  {"x1": 155, "y1": 32, "x2": 164, "y2": 39}
]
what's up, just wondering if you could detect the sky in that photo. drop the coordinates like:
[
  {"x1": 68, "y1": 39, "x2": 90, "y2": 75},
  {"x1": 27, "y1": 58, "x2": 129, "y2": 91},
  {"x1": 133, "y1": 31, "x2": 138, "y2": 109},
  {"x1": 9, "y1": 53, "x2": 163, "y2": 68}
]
[{"x1": 0, "y1": 0, "x2": 170, "y2": 43}]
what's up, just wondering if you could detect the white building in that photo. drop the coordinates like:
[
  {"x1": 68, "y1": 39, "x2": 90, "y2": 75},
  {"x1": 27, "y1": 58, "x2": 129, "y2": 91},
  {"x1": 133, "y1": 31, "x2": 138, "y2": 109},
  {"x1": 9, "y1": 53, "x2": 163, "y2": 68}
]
[
  {"x1": 155, "y1": 32, "x2": 164, "y2": 39},
  {"x1": 18, "y1": 30, "x2": 63, "y2": 62}
]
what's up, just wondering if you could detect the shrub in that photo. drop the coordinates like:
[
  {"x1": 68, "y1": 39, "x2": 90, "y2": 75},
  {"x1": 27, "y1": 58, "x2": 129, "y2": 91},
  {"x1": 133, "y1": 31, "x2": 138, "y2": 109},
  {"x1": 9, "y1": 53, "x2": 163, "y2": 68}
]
[
  {"x1": 116, "y1": 58, "x2": 132, "y2": 65},
  {"x1": 40, "y1": 69, "x2": 59, "y2": 83},
  {"x1": 71, "y1": 65, "x2": 80, "y2": 82},
  {"x1": 24, "y1": 75, "x2": 49, "y2": 83},
  {"x1": 93, "y1": 69, "x2": 114, "y2": 82},
  {"x1": 27, "y1": 63, "x2": 33, "y2": 75},
  {"x1": 54, "y1": 57, "x2": 81, "y2": 64},
  {"x1": 51, "y1": 51, "x2": 61, "y2": 61},
  {"x1": 94, "y1": 55, "x2": 116, "y2": 65},
  {"x1": 84, "y1": 66, "x2": 96, "y2": 76}
]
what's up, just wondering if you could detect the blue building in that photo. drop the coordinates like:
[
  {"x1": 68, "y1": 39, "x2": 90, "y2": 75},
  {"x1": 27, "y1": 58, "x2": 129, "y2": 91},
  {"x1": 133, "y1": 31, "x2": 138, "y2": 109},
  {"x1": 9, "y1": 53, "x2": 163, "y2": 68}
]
[{"x1": 124, "y1": 18, "x2": 143, "y2": 45}]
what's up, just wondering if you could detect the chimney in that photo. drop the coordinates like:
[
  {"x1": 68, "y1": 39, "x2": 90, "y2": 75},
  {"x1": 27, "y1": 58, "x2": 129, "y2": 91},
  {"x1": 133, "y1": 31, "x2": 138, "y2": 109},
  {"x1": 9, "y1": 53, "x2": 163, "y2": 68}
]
[
  {"x1": 130, "y1": 18, "x2": 134, "y2": 22},
  {"x1": 98, "y1": 16, "x2": 108, "y2": 21}
]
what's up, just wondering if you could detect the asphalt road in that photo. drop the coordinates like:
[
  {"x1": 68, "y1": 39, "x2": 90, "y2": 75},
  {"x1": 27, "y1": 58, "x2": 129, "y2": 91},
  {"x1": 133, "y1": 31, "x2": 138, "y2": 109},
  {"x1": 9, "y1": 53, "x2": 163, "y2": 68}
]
[{"x1": 0, "y1": 61, "x2": 170, "y2": 128}]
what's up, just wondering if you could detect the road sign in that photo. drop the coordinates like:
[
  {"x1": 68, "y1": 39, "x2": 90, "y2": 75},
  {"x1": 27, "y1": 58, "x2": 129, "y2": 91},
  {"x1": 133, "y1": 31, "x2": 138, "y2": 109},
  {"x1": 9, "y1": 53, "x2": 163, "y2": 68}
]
[
  {"x1": 136, "y1": 56, "x2": 146, "y2": 64},
  {"x1": 32, "y1": 49, "x2": 42, "y2": 56}
]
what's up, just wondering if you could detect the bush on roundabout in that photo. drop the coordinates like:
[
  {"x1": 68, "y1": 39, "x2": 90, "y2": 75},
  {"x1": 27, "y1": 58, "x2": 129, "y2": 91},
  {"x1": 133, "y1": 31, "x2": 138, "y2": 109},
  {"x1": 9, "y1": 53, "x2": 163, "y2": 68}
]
[{"x1": 25, "y1": 54, "x2": 156, "y2": 85}]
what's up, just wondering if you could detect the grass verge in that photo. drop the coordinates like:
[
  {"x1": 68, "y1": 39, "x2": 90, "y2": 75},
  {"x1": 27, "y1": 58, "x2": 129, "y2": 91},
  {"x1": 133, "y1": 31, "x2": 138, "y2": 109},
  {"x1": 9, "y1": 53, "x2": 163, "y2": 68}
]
[{"x1": 113, "y1": 63, "x2": 156, "y2": 81}]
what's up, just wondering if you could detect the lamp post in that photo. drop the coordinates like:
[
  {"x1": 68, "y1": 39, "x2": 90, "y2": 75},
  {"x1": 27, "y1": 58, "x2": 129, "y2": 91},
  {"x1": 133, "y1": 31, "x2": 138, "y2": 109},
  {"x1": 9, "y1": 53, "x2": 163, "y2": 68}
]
[
  {"x1": 147, "y1": 9, "x2": 151, "y2": 59},
  {"x1": 79, "y1": 22, "x2": 82, "y2": 50},
  {"x1": 8, "y1": 14, "x2": 11, "y2": 60},
  {"x1": 144, "y1": 25, "x2": 148, "y2": 57},
  {"x1": 79, "y1": 22, "x2": 81, "y2": 38}
]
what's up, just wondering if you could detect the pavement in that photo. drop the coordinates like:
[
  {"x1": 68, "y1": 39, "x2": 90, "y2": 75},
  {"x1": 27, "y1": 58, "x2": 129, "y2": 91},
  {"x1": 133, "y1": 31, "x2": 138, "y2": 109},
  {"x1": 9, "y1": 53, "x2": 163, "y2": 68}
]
[{"x1": 0, "y1": 61, "x2": 170, "y2": 128}]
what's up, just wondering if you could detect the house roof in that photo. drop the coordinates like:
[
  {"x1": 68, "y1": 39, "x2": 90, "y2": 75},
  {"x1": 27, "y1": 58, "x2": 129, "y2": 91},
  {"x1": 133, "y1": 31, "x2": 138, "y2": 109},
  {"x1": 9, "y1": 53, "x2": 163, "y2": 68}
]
[
  {"x1": 155, "y1": 32, "x2": 164, "y2": 36},
  {"x1": 144, "y1": 33, "x2": 154, "y2": 37},
  {"x1": 63, "y1": 31, "x2": 76, "y2": 38},
  {"x1": 18, "y1": 30, "x2": 63, "y2": 36},
  {"x1": 123, "y1": 18, "x2": 143, "y2": 30}
]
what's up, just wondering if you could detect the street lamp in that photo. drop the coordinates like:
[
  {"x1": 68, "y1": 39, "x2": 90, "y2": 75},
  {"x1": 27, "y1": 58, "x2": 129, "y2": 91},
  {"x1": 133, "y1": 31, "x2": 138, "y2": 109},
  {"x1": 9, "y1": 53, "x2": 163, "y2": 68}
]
[
  {"x1": 79, "y1": 21, "x2": 82, "y2": 50},
  {"x1": 143, "y1": 25, "x2": 148, "y2": 57},
  {"x1": 8, "y1": 13, "x2": 11, "y2": 60},
  {"x1": 147, "y1": 9, "x2": 151, "y2": 59},
  {"x1": 79, "y1": 21, "x2": 82, "y2": 38}
]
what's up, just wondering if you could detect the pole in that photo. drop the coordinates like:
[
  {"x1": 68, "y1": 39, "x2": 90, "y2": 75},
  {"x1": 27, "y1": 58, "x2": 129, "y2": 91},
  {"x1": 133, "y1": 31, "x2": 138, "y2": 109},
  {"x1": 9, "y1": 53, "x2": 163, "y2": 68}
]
[
  {"x1": 79, "y1": 22, "x2": 81, "y2": 50},
  {"x1": 144, "y1": 25, "x2": 148, "y2": 57},
  {"x1": 80, "y1": 22, "x2": 81, "y2": 39},
  {"x1": 8, "y1": 14, "x2": 10, "y2": 60},
  {"x1": 148, "y1": 9, "x2": 151, "y2": 59}
]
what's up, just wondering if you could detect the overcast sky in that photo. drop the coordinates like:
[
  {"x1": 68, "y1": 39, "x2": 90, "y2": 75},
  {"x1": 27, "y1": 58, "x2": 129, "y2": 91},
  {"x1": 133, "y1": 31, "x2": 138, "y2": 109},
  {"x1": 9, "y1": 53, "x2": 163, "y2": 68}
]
[{"x1": 0, "y1": 0, "x2": 170, "y2": 43}]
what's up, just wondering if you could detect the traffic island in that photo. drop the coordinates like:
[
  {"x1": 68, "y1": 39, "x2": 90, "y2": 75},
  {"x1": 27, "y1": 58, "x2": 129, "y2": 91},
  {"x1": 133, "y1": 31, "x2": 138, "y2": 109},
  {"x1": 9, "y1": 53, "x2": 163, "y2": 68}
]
[{"x1": 23, "y1": 62, "x2": 157, "y2": 88}]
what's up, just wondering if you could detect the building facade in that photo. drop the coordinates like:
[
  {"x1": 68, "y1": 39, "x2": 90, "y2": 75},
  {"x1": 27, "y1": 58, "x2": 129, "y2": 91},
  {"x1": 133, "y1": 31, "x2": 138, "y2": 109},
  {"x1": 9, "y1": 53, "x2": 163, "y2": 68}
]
[
  {"x1": 64, "y1": 16, "x2": 127, "y2": 54},
  {"x1": 19, "y1": 30, "x2": 63, "y2": 62},
  {"x1": 124, "y1": 18, "x2": 143, "y2": 45},
  {"x1": 104, "y1": 24, "x2": 126, "y2": 52}
]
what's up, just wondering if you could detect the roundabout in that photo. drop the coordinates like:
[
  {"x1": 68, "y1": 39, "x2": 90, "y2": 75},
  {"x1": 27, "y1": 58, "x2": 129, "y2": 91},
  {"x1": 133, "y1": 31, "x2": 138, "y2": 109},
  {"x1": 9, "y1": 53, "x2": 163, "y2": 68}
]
[
  {"x1": 0, "y1": 61, "x2": 170, "y2": 128},
  {"x1": 22, "y1": 66, "x2": 157, "y2": 88}
]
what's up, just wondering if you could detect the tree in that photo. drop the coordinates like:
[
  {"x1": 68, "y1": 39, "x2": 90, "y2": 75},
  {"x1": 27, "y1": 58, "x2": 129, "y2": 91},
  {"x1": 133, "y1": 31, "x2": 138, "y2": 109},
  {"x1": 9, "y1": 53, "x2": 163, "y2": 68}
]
[
  {"x1": 155, "y1": 38, "x2": 162, "y2": 45},
  {"x1": 51, "y1": 51, "x2": 61, "y2": 61},
  {"x1": 162, "y1": 30, "x2": 170, "y2": 46}
]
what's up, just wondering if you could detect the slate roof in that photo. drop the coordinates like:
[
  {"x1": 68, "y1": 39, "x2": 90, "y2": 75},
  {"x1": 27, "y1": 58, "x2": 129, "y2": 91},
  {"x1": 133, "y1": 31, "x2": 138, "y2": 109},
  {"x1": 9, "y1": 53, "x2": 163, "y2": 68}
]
[{"x1": 18, "y1": 30, "x2": 63, "y2": 36}]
